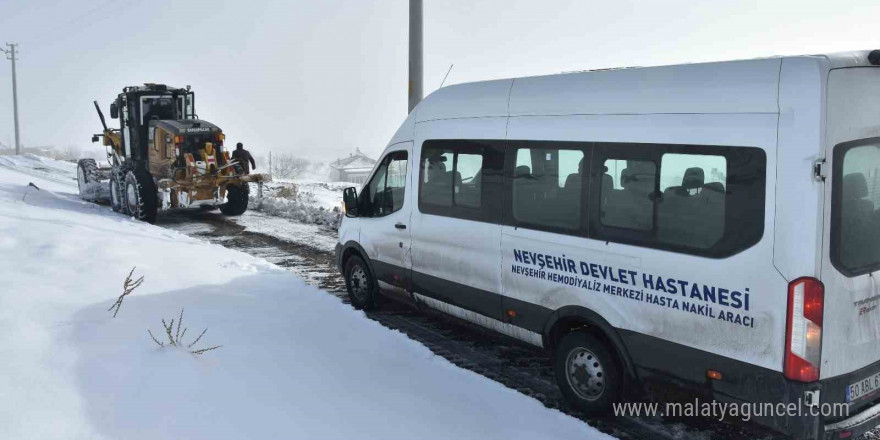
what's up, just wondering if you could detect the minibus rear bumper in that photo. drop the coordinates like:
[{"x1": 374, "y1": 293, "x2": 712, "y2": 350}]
[
  {"x1": 627, "y1": 333, "x2": 878, "y2": 440},
  {"x1": 766, "y1": 360, "x2": 880, "y2": 440},
  {"x1": 823, "y1": 401, "x2": 880, "y2": 439},
  {"x1": 818, "y1": 359, "x2": 880, "y2": 440}
]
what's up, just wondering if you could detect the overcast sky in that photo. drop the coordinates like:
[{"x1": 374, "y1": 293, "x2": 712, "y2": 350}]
[{"x1": 1, "y1": 0, "x2": 880, "y2": 162}]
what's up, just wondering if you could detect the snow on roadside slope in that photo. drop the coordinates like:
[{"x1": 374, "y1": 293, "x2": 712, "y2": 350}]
[
  {"x1": 0, "y1": 153, "x2": 79, "y2": 187},
  {"x1": 0, "y1": 163, "x2": 608, "y2": 440}
]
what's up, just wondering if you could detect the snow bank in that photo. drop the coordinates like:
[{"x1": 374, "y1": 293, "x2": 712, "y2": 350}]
[
  {"x1": 0, "y1": 153, "x2": 79, "y2": 187},
  {"x1": 249, "y1": 180, "x2": 344, "y2": 229},
  {"x1": 0, "y1": 159, "x2": 607, "y2": 440}
]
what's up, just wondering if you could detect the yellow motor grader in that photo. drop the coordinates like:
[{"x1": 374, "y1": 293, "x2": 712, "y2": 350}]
[{"x1": 76, "y1": 83, "x2": 267, "y2": 223}]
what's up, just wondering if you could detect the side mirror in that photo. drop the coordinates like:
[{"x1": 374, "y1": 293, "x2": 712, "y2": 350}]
[
  {"x1": 109, "y1": 103, "x2": 118, "y2": 119},
  {"x1": 91, "y1": 135, "x2": 99, "y2": 143},
  {"x1": 343, "y1": 187, "x2": 358, "y2": 217}
]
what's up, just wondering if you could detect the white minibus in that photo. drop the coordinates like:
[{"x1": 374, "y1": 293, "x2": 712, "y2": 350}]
[{"x1": 335, "y1": 50, "x2": 880, "y2": 440}]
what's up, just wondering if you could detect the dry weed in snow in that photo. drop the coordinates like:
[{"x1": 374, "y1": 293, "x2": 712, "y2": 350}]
[
  {"x1": 148, "y1": 308, "x2": 222, "y2": 355},
  {"x1": 108, "y1": 267, "x2": 144, "y2": 318}
]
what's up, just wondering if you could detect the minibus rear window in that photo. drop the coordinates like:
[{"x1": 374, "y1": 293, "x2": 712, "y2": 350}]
[{"x1": 831, "y1": 139, "x2": 880, "y2": 276}]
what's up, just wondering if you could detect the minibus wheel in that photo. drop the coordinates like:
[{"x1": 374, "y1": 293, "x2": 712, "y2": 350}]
[
  {"x1": 344, "y1": 255, "x2": 376, "y2": 310},
  {"x1": 555, "y1": 331, "x2": 621, "y2": 414}
]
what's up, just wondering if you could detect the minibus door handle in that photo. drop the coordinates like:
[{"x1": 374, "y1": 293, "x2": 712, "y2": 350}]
[{"x1": 395, "y1": 223, "x2": 407, "y2": 230}]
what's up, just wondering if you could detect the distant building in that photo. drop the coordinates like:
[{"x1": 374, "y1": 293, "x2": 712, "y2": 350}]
[{"x1": 329, "y1": 149, "x2": 376, "y2": 184}]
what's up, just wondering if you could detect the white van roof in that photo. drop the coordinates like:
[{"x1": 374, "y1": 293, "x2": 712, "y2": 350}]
[{"x1": 409, "y1": 50, "x2": 877, "y2": 125}]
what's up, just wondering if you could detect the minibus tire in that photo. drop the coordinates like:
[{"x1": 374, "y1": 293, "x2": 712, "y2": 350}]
[
  {"x1": 344, "y1": 255, "x2": 377, "y2": 310},
  {"x1": 555, "y1": 331, "x2": 621, "y2": 414}
]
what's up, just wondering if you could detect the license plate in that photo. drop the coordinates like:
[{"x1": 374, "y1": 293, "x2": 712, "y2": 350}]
[{"x1": 846, "y1": 371, "x2": 880, "y2": 403}]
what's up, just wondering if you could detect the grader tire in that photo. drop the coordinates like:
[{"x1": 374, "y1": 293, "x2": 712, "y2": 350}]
[
  {"x1": 109, "y1": 167, "x2": 125, "y2": 213},
  {"x1": 76, "y1": 159, "x2": 100, "y2": 199},
  {"x1": 123, "y1": 168, "x2": 158, "y2": 223},
  {"x1": 220, "y1": 183, "x2": 249, "y2": 216}
]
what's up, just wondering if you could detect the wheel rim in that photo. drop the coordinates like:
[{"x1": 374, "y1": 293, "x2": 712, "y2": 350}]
[
  {"x1": 349, "y1": 265, "x2": 369, "y2": 301},
  {"x1": 77, "y1": 167, "x2": 86, "y2": 192},
  {"x1": 565, "y1": 347, "x2": 606, "y2": 401},
  {"x1": 126, "y1": 181, "x2": 138, "y2": 213}
]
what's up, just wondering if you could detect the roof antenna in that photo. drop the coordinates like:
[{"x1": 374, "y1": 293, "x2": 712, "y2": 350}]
[{"x1": 439, "y1": 64, "x2": 454, "y2": 89}]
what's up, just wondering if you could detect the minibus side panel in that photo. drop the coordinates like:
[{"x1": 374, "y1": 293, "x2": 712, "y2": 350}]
[
  {"x1": 773, "y1": 57, "x2": 826, "y2": 282},
  {"x1": 503, "y1": 113, "x2": 785, "y2": 373},
  {"x1": 410, "y1": 118, "x2": 507, "y2": 322}
]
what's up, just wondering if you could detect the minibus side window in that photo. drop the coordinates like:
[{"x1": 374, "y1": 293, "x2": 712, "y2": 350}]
[
  {"x1": 657, "y1": 153, "x2": 726, "y2": 249},
  {"x1": 386, "y1": 155, "x2": 408, "y2": 213},
  {"x1": 421, "y1": 149, "x2": 455, "y2": 207},
  {"x1": 598, "y1": 153, "x2": 727, "y2": 248},
  {"x1": 418, "y1": 140, "x2": 505, "y2": 223},
  {"x1": 455, "y1": 153, "x2": 483, "y2": 208},
  {"x1": 420, "y1": 148, "x2": 483, "y2": 209},
  {"x1": 599, "y1": 159, "x2": 655, "y2": 231},
  {"x1": 511, "y1": 146, "x2": 584, "y2": 231},
  {"x1": 420, "y1": 144, "x2": 485, "y2": 209},
  {"x1": 359, "y1": 152, "x2": 408, "y2": 217},
  {"x1": 591, "y1": 142, "x2": 765, "y2": 258}
]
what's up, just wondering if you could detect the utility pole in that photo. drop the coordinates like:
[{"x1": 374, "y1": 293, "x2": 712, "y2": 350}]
[
  {"x1": 1, "y1": 43, "x2": 21, "y2": 155},
  {"x1": 408, "y1": 0, "x2": 423, "y2": 113}
]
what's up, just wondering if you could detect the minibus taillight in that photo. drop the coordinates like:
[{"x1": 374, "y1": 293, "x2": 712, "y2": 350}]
[{"x1": 784, "y1": 277, "x2": 824, "y2": 382}]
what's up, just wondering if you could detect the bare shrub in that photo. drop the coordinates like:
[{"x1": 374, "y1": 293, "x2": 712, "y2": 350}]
[
  {"x1": 147, "y1": 308, "x2": 222, "y2": 355},
  {"x1": 108, "y1": 267, "x2": 144, "y2": 318},
  {"x1": 271, "y1": 154, "x2": 310, "y2": 180}
]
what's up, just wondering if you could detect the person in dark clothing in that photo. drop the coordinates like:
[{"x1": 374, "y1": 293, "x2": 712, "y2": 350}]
[{"x1": 231, "y1": 142, "x2": 256, "y2": 174}]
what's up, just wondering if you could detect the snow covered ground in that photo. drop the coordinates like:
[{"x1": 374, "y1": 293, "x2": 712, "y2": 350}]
[
  {"x1": 232, "y1": 209, "x2": 339, "y2": 251},
  {"x1": 0, "y1": 153, "x2": 80, "y2": 186},
  {"x1": 0, "y1": 156, "x2": 607, "y2": 439}
]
